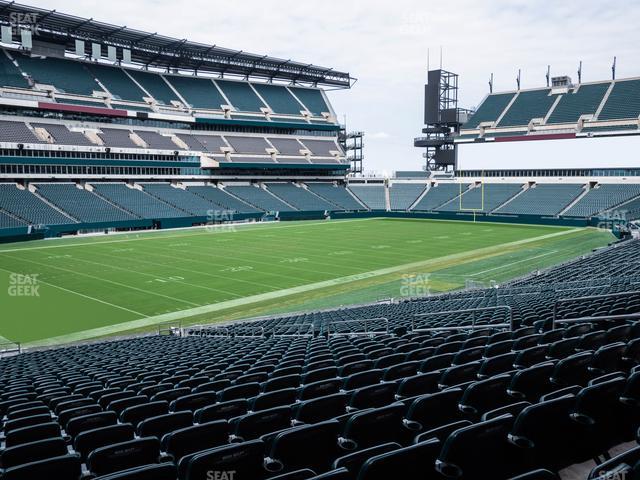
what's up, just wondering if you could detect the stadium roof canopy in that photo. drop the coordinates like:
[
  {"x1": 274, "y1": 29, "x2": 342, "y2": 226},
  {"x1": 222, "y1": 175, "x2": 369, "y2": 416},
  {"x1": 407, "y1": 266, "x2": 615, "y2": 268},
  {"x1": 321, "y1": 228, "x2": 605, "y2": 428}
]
[{"x1": 0, "y1": 1, "x2": 353, "y2": 87}]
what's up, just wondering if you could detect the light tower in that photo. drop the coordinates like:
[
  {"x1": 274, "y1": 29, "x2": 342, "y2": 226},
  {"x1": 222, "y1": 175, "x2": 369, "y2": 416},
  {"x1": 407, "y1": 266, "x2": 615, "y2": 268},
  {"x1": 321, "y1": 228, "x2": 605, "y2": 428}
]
[{"x1": 414, "y1": 69, "x2": 471, "y2": 172}]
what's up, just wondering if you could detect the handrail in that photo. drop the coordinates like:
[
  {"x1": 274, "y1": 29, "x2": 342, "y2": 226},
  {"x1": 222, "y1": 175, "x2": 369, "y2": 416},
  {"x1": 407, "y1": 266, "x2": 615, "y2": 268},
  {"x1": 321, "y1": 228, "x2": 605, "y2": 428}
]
[
  {"x1": 327, "y1": 317, "x2": 389, "y2": 336},
  {"x1": 271, "y1": 323, "x2": 315, "y2": 337},
  {"x1": 0, "y1": 341, "x2": 21, "y2": 357},
  {"x1": 233, "y1": 326, "x2": 265, "y2": 338},
  {"x1": 196, "y1": 326, "x2": 231, "y2": 337},
  {"x1": 157, "y1": 320, "x2": 182, "y2": 336},
  {"x1": 412, "y1": 324, "x2": 511, "y2": 332},
  {"x1": 553, "y1": 290, "x2": 640, "y2": 322},
  {"x1": 412, "y1": 305, "x2": 513, "y2": 332},
  {"x1": 551, "y1": 312, "x2": 640, "y2": 329}
]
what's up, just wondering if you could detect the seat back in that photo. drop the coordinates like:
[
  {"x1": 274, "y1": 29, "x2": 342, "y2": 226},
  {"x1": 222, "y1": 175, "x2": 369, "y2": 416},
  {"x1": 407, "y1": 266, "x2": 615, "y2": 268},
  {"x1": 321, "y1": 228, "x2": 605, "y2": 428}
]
[
  {"x1": 437, "y1": 414, "x2": 518, "y2": 479},
  {"x1": 357, "y1": 438, "x2": 441, "y2": 480},
  {"x1": 0, "y1": 454, "x2": 82, "y2": 480},
  {"x1": 87, "y1": 437, "x2": 161, "y2": 476},
  {"x1": 184, "y1": 440, "x2": 266, "y2": 480},
  {"x1": 161, "y1": 420, "x2": 230, "y2": 462},
  {"x1": 137, "y1": 411, "x2": 193, "y2": 438},
  {"x1": 268, "y1": 420, "x2": 340, "y2": 473},
  {"x1": 74, "y1": 423, "x2": 135, "y2": 461},
  {"x1": 0, "y1": 437, "x2": 68, "y2": 469}
]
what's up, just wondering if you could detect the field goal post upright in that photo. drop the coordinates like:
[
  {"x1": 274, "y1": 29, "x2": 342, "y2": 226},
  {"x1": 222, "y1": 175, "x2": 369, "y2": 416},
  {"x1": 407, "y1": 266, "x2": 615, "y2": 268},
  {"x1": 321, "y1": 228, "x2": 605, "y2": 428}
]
[{"x1": 459, "y1": 171, "x2": 486, "y2": 221}]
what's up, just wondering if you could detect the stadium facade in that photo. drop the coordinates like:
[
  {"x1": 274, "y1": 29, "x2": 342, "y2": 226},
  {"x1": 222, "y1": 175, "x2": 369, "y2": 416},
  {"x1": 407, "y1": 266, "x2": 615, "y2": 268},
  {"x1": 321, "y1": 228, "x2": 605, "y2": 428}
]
[{"x1": 0, "y1": 1, "x2": 356, "y2": 242}]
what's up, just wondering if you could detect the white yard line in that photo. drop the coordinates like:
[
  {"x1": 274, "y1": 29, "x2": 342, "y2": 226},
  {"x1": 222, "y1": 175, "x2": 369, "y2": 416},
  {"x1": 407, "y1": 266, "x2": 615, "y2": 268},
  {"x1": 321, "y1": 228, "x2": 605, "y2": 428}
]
[
  {"x1": 0, "y1": 218, "x2": 376, "y2": 253},
  {"x1": 469, "y1": 250, "x2": 559, "y2": 276},
  {"x1": 1, "y1": 254, "x2": 202, "y2": 307},
  {"x1": 0, "y1": 265, "x2": 147, "y2": 317}
]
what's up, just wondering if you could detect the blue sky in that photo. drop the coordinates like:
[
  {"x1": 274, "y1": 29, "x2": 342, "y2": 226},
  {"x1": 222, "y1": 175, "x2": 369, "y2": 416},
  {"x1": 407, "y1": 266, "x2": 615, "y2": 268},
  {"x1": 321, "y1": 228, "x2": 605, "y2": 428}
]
[{"x1": 33, "y1": 0, "x2": 640, "y2": 173}]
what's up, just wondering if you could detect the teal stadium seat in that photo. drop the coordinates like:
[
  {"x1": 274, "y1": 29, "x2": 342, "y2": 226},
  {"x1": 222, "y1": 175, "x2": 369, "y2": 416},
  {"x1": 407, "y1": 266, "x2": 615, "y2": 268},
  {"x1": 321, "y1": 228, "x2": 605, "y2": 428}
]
[
  {"x1": 141, "y1": 183, "x2": 222, "y2": 216},
  {"x1": 564, "y1": 184, "x2": 640, "y2": 218},
  {"x1": 305, "y1": 183, "x2": 364, "y2": 210},
  {"x1": 216, "y1": 80, "x2": 266, "y2": 112},
  {"x1": 34, "y1": 183, "x2": 135, "y2": 223},
  {"x1": 15, "y1": 54, "x2": 101, "y2": 96},
  {"x1": 436, "y1": 183, "x2": 522, "y2": 213},
  {"x1": 547, "y1": 83, "x2": 610, "y2": 124},
  {"x1": 225, "y1": 185, "x2": 296, "y2": 212},
  {"x1": 464, "y1": 93, "x2": 515, "y2": 129},
  {"x1": 289, "y1": 87, "x2": 330, "y2": 116},
  {"x1": 498, "y1": 89, "x2": 557, "y2": 127},
  {"x1": 598, "y1": 79, "x2": 640, "y2": 120},
  {"x1": 186, "y1": 186, "x2": 261, "y2": 214},
  {"x1": 253, "y1": 84, "x2": 305, "y2": 115},
  {"x1": 128, "y1": 70, "x2": 181, "y2": 105},
  {"x1": 0, "y1": 210, "x2": 26, "y2": 229},
  {"x1": 265, "y1": 183, "x2": 335, "y2": 211},
  {"x1": 165, "y1": 75, "x2": 226, "y2": 110},
  {"x1": 348, "y1": 185, "x2": 386, "y2": 210},
  {"x1": 91, "y1": 183, "x2": 187, "y2": 219},
  {"x1": 86, "y1": 64, "x2": 147, "y2": 102},
  {"x1": 389, "y1": 184, "x2": 427, "y2": 210},
  {"x1": 0, "y1": 51, "x2": 29, "y2": 88},
  {"x1": 494, "y1": 184, "x2": 583, "y2": 216},
  {"x1": 412, "y1": 184, "x2": 468, "y2": 211},
  {"x1": 0, "y1": 183, "x2": 76, "y2": 225}
]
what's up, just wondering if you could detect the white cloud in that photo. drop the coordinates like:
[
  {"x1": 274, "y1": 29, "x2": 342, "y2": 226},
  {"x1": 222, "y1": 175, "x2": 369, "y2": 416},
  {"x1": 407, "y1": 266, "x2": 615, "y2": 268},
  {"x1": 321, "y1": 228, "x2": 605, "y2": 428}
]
[{"x1": 32, "y1": 0, "x2": 640, "y2": 172}]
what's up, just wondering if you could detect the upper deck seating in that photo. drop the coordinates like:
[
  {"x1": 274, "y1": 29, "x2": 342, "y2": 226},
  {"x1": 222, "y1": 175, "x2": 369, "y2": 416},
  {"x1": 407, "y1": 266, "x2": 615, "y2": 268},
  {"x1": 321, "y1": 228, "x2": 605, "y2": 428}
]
[
  {"x1": 0, "y1": 121, "x2": 46, "y2": 144},
  {"x1": 497, "y1": 89, "x2": 557, "y2": 127},
  {"x1": 31, "y1": 123, "x2": 93, "y2": 146},
  {"x1": 15, "y1": 53, "x2": 101, "y2": 96},
  {"x1": 165, "y1": 76, "x2": 226, "y2": 110},
  {"x1": 97, "y1": 128, "x2": 139, "y2": 149},
  {"x1": 464, "y1": 93, "x2": 515, "y2": 129}
]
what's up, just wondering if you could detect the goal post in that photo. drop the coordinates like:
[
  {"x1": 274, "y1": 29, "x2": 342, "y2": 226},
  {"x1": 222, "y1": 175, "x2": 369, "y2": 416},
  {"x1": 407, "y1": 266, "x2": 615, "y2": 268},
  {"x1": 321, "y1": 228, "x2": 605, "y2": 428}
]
[{"x1": 458, "y1": 175, "x2": 485, "y2": 221}]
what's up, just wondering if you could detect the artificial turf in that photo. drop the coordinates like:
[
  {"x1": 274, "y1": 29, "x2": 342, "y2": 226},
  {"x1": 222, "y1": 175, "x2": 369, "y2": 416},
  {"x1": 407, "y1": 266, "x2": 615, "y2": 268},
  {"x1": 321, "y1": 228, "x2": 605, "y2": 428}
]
[{"x1": 0, "y1": 218, "x2": 613, "y2": 346}]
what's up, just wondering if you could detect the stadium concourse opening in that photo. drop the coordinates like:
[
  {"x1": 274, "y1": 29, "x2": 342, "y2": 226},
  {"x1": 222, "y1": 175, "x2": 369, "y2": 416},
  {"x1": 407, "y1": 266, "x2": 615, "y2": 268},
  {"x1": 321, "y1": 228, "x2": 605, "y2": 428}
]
[{"x1": 0, "y1": 2, "x2": 640, "y2": 480}]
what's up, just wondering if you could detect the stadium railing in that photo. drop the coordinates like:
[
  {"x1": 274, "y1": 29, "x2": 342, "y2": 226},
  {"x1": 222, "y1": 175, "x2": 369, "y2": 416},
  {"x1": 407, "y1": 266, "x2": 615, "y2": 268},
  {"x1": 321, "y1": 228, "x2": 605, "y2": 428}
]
[
  {"x1": 411, "y1": 305, "x2": 514, "y2": 332},
  {"x1": 552, "y1": 291, "x2": 639, "y2": 322},
  {"x1": 327, "y1": 317, "x2": 390, "y2": 336},
  {"x1": 0, "y1": 341, "x2": 21, "y2": 357}
]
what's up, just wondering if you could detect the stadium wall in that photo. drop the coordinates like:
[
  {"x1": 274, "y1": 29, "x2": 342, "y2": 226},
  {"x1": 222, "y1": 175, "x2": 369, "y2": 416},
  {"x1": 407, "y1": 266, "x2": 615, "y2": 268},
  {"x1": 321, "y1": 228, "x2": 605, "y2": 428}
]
[{"x1": 331, "y1": 210, "x2": 594, "y2": 227}]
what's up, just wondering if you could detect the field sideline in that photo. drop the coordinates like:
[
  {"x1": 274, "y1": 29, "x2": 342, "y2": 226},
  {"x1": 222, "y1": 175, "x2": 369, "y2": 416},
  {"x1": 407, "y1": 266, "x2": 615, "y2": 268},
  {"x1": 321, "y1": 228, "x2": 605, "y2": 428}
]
[{"x1": 0, "y1": 218, "x2": 613, "y2": 346}]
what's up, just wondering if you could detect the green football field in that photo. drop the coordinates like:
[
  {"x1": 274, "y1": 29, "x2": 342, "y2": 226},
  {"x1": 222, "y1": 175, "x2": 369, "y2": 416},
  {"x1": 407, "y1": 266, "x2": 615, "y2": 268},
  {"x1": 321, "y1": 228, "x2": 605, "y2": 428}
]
[{"x1": 0, "y1": 218, "x2": 613, "y2": 346}]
